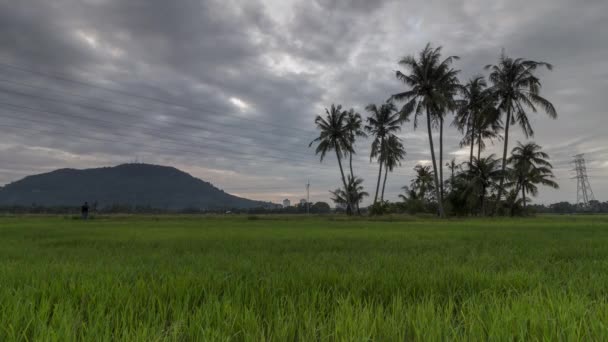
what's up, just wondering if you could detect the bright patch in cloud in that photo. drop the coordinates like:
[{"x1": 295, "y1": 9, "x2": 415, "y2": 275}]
[
  {"x1": 229, "y1": 97, "x2": 250, "y2": 111},
  {"x1": 75, "y1": 29, "x2": 98, "y2": 48},
  {"x1": 75, "y1": 29, "x2": 124, "y2": 58},
  {"x1": 450, "y1": 149, "x2": 470, "y2": 156}
]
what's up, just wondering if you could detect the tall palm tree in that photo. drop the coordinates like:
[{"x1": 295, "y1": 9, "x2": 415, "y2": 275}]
[
  {"x1": 461, "y1": 155, "x2": 503, "y2": 215},
  {"x1": 344, "y1": 108, "x2": 367, "y2": 179},
  {"x1": 437, "y1": 73, "x2": 461, "y2": 206},
  {"x1": 309, "y1": 104, "x2": 352, "y2": 213},
  {"x1": 392, "y1": 43, "x2": 460, "y2": 218},
  {"x1": 485, "y1": 53, "x2": 557, "y2": 211},
  {"x1": 330, "y1": 175, "x2": 369, "y2": 212},
  {"x1": 365, "y1": 102, "x2": 403, "y2": 204},
  {"x1": 380, "y1": 134, "x2": 406, "y2": 201},
  {"x1": 507, "y1": 142, "x2": 558, "y2": 210}
]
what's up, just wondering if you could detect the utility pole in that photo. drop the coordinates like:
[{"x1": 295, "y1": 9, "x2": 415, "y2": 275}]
[
  {"x1": 306, "y1": 180, "x2": 310, "y2": 215},
  {"x1": 572, "y1": 154, "x2": 595, "y2": 208}
]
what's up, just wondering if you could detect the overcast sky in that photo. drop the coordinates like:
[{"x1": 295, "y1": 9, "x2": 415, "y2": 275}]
[{"x1": 0, "y1": 0, "x2": 606, "y2": 205}]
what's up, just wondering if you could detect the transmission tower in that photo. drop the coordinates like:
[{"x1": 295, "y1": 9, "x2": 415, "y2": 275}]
[{"x1": 572, "y1": 154, "x2": 595, "y2": 207}]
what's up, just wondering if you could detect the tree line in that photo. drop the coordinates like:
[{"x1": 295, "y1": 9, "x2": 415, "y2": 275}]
[{"x1": 309, "y1": 43, "x2": 559, "y2": 217}]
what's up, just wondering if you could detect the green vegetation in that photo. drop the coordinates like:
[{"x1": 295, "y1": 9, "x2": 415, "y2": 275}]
[
  {"x1": 2, "y1": 215, "x2": 608, "y2": 340},
  {"x1": 311, "y1": 43, "x2": 559, "y2": 218}
]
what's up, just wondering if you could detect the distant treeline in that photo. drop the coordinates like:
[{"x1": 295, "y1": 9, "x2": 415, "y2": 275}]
[
  {"x1": 529, "y1": 201, "x2": 608, "y2": 214},
  {"x1": 1, "y1": 200, "x2": 605, "y2": 215},
  {"x1": 0, "y1": 202, "x2": 333, "y2": 215}
]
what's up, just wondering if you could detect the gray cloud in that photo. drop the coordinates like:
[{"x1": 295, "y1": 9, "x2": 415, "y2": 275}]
[{"x1": 0, "y1": 0, "x2": 606, "y2": 205}]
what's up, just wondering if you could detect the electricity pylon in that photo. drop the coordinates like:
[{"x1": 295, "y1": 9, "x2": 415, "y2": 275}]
[{"x1": 572, "y1": 154, "x2": 595, "y2": 207}]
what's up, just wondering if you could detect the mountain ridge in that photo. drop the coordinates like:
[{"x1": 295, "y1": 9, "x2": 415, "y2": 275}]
[{"x1": 0, "y1": 163, "x2": 273, "y2": 210}]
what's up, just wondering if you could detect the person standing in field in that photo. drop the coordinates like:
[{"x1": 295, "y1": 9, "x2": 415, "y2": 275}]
[{"x1": 81, "y1": 201, "x2": 89, "y2": 220}]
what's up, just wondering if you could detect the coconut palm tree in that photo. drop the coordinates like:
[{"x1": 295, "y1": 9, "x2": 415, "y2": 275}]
[
  {"x1": 398, "y1": 185, "x2": 418, "y2": 202},
  {"x1": 309, "y1": 104, "x2": 352, "y2": 213},
  {"x1": 392, "y1": 43, "x2": 460, "y2": 218},
  {"x1": 445, "y1": 158, "x2": 459, "y2": 194},
  {"x1": 461, "y1": 155, "x2": 503, "y2": 216},
  {"x1": 485, "y1": 53, "x2": 557, "y2": 212},
  {"x1": 365, "y1": 102, "x2": 403, "y2": 204},
  {"x1": 454, "y1": 76, "x2": 492, "y2": 163},
  {"x1": 380, "y1": 134, "x2": 406, "y2": 201},
  {"x1": 344, "y1": 108, "x2": 367, "y2": 179},
  {"x1": 437, "y1": 72, "x2": 461, "y2": 205},
  {"x1": 330, "y1": 175, "x2": 369, "y2": 213},
  {"x1": 410, "y1": 164, "x2": 435, "y2": 202},
  {"x1": 507, "y1": 142, "x2": 558, "y2": 211},
  {"x1": 473, "y1": 110, "x2": 502, "y2": 161}
]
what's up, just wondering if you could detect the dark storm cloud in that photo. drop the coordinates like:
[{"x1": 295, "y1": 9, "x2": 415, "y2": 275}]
[{"x1": 0, "y1": 0, "x2": 607, "y2": 204}]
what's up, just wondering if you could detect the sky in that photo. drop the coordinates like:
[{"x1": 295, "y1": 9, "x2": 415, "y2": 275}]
[{"x1": 0, "y1": 0, "x2": 607, "y2": 206}]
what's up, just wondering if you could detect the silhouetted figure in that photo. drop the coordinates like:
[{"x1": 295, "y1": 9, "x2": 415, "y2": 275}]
[{"x1": 81, "y1": 201, "x2": 89, "y2": 220}]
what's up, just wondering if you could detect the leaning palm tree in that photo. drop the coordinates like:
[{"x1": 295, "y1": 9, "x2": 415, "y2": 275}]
[
  {"x1": 380, "y1": 134, "x2": 406, "y2": 201},
  {"x1": 485, "y1": 53, "x2": 557, "y2": 211},
  {"x1": 365, "y1": 102, "x2": 403, "y2": 204},
  {"x1": 392, "y1": 43, "x2": 460, "y2": 217},
  {"x1": 309, "y1": 104, "x2": 352, "y2": 213},
  {"x1": 507, "y1": 142, "x2": 559, "y2": 211},
  {"x1": 344, "y1": 108, "x2": 367, "y2": 179},
  {"x1": 461, "y1": 155, "x2": 503, "y2": 216}
]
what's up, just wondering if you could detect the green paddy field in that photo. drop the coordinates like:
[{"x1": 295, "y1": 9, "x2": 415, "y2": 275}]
[{"x1": 1, "y1": 215, "x2": 608, "y2": 340}]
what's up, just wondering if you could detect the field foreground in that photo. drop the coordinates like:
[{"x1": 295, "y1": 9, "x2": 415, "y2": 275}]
[{"x1": 1, "y1": 215, "x2": 608, "y2": 340}]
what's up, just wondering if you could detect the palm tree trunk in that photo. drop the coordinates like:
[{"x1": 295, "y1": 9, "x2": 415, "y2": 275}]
[
  {"x1": 374, "y1": 161, "x2": 383, "y2": 205},
  {"x1": 349, "y1": 153, "x2": 361, "y2": 215},
  {"x1": 426, "y1": 110, "x2": 445, "y2": 218},
  {"x1": 521, "y1": 186, "x2": 526, "y2": 212},
  {"x1": 494, "y1": 106, "x2": 511, "y2": 215},
  {"x1": 477, "y1": 126, "x2": 482, "y2": 161},
  {"x1": 439, "y1": 117, "x2": 444, "y2": 205},
  {"x1": 335, "y1": 149, "x2": 351, "y2": 215},
  {"x1": 373, "y1": 137, "x2": 384, "y2": 204},
  {"x1": 349, "y1": 152, "x2": 354, "y2": 180},
  {"x1": 450, "y1": 166, "x2": 455, "y2": 193},
  {"x1": 481, "y1": 185, "x2": 486, "y2": 216},
  {"x1": 381, "y1": 166, "x2": 388, "y2": 202},
  {"x1": 468, "y1": 116, "x2": 475, "y2": 164},
  {"x1": 511, "y1": 183, "x2": 521, "y2": 217}
]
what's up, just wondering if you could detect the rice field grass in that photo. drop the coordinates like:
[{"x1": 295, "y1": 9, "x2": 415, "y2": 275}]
[{"x1": 1, "y1": 214, "x2": 608, "y2": 340}]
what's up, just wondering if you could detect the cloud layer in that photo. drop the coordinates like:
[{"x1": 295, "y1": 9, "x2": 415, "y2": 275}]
[{"x1": 0, "y1": 0, "x2": 607, "y2": 205}]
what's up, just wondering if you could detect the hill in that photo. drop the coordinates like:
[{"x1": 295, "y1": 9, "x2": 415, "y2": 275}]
[{"x1": 0, "y1": 163, "x2": 273, "y2": 210}]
